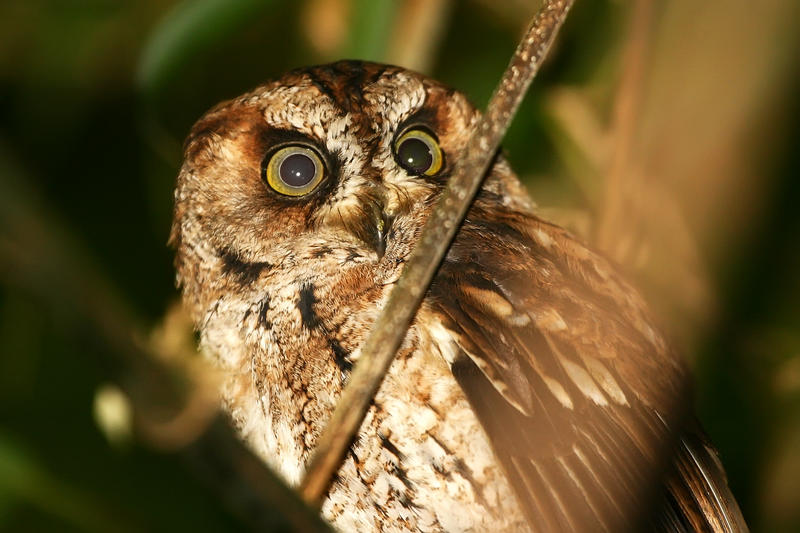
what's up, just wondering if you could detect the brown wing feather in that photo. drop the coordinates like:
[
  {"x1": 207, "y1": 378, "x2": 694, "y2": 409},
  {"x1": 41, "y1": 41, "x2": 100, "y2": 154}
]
[{"x1": 428, "y1": 201, "x2": 747, "y2": 532}]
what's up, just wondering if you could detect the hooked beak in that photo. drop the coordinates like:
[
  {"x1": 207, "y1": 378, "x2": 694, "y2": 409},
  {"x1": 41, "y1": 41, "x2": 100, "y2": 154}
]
[{"x1": 369, "y1": 202, "x2": 393, "y2": 259}]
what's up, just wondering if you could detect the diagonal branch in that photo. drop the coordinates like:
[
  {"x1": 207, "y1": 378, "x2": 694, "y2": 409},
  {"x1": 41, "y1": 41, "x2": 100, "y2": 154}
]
[{"x1": 299, "y1": 0, "x2": 577, "y2": 507}]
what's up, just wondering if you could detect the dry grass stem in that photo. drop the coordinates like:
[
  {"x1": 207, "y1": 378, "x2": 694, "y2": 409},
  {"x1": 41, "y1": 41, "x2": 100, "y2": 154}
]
[
  {"x1": 387, "y1": 0, "x2": 453, "y2": 73},
  {"x1": 596, "y1": 0, "x2": 656, "y2": 257}
]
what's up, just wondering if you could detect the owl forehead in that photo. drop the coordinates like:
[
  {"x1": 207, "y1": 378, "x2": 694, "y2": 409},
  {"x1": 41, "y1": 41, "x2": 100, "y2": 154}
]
[{"x1": 248, "y1": 69, "x2": 427, "y2": 151}]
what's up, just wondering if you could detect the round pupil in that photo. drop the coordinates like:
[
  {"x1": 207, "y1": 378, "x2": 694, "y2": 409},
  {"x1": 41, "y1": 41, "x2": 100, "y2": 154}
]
[
  {"x1": 398, "y1": 137, "x2": 433, "y2": 173},
  {"x1": 279, "y1": 153, "x2": 316, "y2": 187}
]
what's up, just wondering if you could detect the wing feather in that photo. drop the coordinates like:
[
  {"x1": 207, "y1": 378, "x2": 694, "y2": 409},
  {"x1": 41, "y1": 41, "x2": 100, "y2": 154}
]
[{"x1": 424, "y1": 202, "x2": 747, "y2": 532}]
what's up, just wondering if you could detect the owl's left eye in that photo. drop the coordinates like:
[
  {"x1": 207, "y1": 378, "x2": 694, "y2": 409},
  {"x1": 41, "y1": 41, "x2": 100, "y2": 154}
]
[
  {"x1": 393, "y1": 128, "x2": 443, "y2": 176},
  {"x1": 264, "y1": 145, "x2": 325, "y2": 196}
]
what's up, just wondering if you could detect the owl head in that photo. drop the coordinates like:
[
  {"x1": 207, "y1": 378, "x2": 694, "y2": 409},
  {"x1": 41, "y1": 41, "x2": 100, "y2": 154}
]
[{"x1": 170, "y1": 61, "x2": 501, "y2": 321}]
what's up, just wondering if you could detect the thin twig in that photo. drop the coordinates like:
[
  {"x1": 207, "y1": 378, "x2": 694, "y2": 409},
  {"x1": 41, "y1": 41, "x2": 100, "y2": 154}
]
[{"x1": 299, "y1": 0, "x2": 576, "y2": 507}]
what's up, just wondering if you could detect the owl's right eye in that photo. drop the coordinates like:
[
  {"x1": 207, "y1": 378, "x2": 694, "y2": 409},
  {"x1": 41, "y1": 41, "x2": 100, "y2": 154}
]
[
  {"x1": 393, "y1": 128, "x2": 443, "y2": 177},
  {"x1": 263, "y1": 145, "x2": 325, "y2": 196}
]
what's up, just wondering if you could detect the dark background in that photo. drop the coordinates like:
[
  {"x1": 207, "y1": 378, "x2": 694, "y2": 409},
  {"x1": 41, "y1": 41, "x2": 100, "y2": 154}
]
[{"x1": 1, "y1": 0, "x2": 799, "y2": 531}]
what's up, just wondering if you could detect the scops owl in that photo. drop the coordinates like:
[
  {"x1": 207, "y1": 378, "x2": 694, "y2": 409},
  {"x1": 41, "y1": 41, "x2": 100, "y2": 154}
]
[{"x1": 171, "y1": 61, "x2": 747, "y2": 532}]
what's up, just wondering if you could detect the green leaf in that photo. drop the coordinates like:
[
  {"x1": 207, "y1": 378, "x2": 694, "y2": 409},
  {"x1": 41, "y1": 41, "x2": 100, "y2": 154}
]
[
  {"x1": 137, "y1": 0, "x2": 278, "y2": 96},
  {"x1": 342, "y1": 0, "x2": 397, "y2": 61},
  {"x1": 0, "y1": 431, "x2": 126, "y2": 532}
]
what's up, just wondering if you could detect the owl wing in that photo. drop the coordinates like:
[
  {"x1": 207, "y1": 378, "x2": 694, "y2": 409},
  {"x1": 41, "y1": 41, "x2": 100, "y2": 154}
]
[{"x1": 426, "y1": 205, "x2": 747, "y2": 532}]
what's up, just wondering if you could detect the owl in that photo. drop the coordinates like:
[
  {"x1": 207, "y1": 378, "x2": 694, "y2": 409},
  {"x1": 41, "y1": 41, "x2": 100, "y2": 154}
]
[{"x1": 171, "y1": 61, "x2": 747, "y2": 532}]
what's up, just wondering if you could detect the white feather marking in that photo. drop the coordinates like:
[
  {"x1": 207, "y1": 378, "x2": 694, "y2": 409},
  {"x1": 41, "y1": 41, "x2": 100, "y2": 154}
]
[
  {"x1": 543, "y1": 375, "x2": 574, "y2": 409},
  {"x1": 535, "y1": 308, "x2": 568, "y2": 332},
  {"x1": 560, "y1": 358, "x2": 608, "y2": 405},
  {"x1": 581, "y1": 355, "x2": 628, "y2": 405},
  {"x1": 426, "y1": 320, "x2": 460, "y2": 366},
  {"x1": 534, "y1": 228, "x2": 554, "y2": 249}
]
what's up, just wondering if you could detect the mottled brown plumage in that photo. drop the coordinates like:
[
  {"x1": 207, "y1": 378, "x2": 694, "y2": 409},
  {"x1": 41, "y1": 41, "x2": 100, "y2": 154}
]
[{"x1": 171, "y1": 61, "x2": 747, "y2": 532}]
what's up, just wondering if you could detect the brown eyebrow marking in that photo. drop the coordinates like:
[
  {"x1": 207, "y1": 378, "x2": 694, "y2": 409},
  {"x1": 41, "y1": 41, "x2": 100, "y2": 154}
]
[
  {"x1": 183, "y1": 104, "x2": 264, "y2": 160},
  {"x1": 299, "y1": 60, "x2": 389, "y2": 112}
]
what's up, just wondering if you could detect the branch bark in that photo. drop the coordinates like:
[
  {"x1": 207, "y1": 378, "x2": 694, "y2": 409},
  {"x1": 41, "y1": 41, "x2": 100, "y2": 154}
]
[{"x1": 299, "y1": 0, "x2": 577, "y2": 507}]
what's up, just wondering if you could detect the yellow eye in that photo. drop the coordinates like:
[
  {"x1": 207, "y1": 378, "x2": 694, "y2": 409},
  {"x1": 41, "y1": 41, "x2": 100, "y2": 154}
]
[
  {"x1": 264, "y1": 145, "x2": 325, "y2": 196},
  {"x1": 394, "y1": 128, "x2": 443, "y2": 176}
]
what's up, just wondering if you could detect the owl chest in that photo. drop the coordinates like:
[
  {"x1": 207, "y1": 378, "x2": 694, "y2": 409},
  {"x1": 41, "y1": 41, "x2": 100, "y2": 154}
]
[
  {"x1": 205, "y1": 279, "x2": 526, "y2": 531},
  {"x1": 247, "y1": 312, "x2": 525, "y2": 531},
  {"x1": 319, "y1": 344, "x2": 528, "y2": 533}
]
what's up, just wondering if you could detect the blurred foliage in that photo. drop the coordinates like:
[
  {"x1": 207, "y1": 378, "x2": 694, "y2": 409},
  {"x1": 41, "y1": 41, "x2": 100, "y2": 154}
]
[{"x1": 1, "y1": 0, "x2": 799, "y2": 531}]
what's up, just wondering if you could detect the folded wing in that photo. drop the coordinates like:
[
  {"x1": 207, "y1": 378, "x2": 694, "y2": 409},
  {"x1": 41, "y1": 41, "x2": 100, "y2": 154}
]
[{"x1": 426, "y1": 204, "x2": 747, "y2": 532}]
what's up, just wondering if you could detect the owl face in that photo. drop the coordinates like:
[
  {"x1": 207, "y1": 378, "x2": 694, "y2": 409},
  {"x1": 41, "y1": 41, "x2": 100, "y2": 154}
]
[{"x1": 172, "y1": 61, "x2": 480, "y2": 319}]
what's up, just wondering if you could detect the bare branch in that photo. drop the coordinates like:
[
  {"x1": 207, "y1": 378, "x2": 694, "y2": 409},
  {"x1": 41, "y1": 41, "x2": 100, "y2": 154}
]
[{"x1": 299, "y1": 0, "x2": 577, "y2": 507}]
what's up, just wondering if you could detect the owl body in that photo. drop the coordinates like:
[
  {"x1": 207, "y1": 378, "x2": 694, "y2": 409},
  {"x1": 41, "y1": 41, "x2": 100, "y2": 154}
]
[{"x1": 173, "y1": 61, "x2": 746, "y2": 532}]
